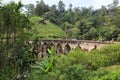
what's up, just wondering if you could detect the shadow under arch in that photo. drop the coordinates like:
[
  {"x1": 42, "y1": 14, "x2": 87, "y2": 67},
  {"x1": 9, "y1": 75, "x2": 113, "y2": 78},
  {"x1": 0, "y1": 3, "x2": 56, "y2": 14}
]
[
  {"x1": 46, "y1": 43, "x2": 55, "y2": 57},
  {"x1": 64, "y1": 44, "x2": 71, "y2": 54},
  {"x1": 56, "y1": 43, "x2": 63, "y2": 53},
  {"x1": 49, "y1": 43, "x2": 55, "y2": 50}
]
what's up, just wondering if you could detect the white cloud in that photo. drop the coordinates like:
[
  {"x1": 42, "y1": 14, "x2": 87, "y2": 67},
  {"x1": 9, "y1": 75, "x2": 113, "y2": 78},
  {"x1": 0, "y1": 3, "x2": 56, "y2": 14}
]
[
  {"x1": 91, "y1": 0, "x2": 113, "y2": 9},
  {"x1": 3, "y1": 0, "x2": 120, "y2": 9}
]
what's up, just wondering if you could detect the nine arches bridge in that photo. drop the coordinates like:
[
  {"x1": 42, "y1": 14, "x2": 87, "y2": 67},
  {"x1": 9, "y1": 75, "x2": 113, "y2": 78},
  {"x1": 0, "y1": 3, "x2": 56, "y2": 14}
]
[{"x1": 28, "y1": 40, "x2": 118, "y2": 58}]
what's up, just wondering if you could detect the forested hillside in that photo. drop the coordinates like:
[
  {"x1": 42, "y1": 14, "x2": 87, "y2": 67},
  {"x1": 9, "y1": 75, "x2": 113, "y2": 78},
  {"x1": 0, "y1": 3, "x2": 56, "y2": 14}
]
[{"x1": 25, "y1": 0, "x2": 120, "y2": 41}]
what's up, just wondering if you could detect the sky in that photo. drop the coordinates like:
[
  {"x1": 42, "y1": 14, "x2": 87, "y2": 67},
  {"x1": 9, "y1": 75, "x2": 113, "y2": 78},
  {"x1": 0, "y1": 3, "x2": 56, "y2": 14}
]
[{"x1": 3, "y1": 0, "x2": 120, "y2": 9}]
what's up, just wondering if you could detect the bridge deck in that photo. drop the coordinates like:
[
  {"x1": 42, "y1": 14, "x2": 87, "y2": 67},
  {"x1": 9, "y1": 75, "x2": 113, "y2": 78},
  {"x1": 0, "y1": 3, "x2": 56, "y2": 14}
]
[{"x1": 41, "y1": 40, "x2": 119, "y2": 44}]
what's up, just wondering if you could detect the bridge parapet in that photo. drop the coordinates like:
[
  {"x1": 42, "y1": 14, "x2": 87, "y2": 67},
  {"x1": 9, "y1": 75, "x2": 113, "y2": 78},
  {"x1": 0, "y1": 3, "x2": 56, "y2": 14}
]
[{"x1": 41, "y1": 40, "x2": 114, "y2": 44}]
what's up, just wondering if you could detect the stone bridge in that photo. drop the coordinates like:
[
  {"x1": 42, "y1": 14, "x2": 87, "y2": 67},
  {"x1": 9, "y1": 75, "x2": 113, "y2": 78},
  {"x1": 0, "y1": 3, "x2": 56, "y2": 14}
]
[{"x1": 31, "y1": 40, "x2": 116, "y2": 58}]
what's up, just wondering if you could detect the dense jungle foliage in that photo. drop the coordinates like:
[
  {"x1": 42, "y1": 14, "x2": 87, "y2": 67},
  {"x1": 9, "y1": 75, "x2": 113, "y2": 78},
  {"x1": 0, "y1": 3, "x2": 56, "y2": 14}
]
[
  {"x1": 1, "y1": 0, "x2": 120, "y2": 80},
  {"x1": 26, "y1": 44, "x2": 120, "y2": 80},
  {"x1": 25, "y1": 0, "x2": 120, "y2": 41}
]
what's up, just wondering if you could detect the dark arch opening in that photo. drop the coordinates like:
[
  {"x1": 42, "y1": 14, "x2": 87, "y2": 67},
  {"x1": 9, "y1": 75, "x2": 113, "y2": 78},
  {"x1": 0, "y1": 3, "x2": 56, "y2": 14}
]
[
  {"x1": 64, "y1": 44, "x2": 71, "y2": 54},
  {"x1": 47, "y1": 43, "x2": 55, "y2": 57},
  {"x1": 56, "y1": 43, "x2": 63, "y2": 53},
  {"x1": 49, "y1": 43, "x2": 55, "y2": 50}
]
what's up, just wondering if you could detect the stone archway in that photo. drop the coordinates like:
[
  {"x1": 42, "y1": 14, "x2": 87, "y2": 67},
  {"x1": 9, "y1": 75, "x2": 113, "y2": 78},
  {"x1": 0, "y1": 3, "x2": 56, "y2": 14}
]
[
  {"x1": 49, "y1": 43, "x2": 55, "y2": 50},
  {"x1": 46, "y1": 43, "x2": 55, "y2": 57},
  {"x1": 74, "y1": 45, "x2": 82, "y2": 50},
  {"x1": 74, "y1": 43, "x2": 82, "y2": 51},
  {"x1": 56, "y1": 43, "x2": 63, "y2": 53},
  {"x1": 64, "y1": 44, "x2": 71, "y2": 54}
]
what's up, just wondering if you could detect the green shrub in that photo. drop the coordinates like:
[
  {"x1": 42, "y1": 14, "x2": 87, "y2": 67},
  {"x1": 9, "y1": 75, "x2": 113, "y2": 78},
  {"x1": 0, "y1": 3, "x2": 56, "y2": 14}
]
[
  {"x1": 85, "y1": 52, "x2": 108, "y2": 70},
  {"x1": 93, "y1": 66, "x2": 120, "y2": 80}
]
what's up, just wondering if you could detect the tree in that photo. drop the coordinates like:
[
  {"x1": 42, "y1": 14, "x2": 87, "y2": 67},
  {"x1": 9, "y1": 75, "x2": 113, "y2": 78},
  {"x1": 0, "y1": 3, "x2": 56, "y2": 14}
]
[
  {"x1": 0, "y1": 1, "x2": 31, "y2": 79},
  {"x1": 69, "y1": 3, "x2": 72, "y2": 11},
  {"x1": 71, "y1": 27, "x2": 80, "y2": 39},
  {"x1": 67, "y1": 29, "x2": 73, "y2": 39},
  {"x1": 88, "y1": 27, "x2": 98, "y2": 40},
  {"x1": 25, "y1": 3, "x2": 35, "y2": 17},
  {"x1": 63, "y1": 3, "x2": 74, "y2": 24},
  {"x1": 43, "y1": 5, "x2": 58, "y2": 21},
  {"x1": 74, "y1": 7, "x2": 81, "y2": 21},
  {"x1": 113, "y1": 0, "x2": 119, "y2": 7},
  {"x1": 81, "y1": 7, "x2": 93, "y2": 17},
  {"x1": 112, "y1": 7, "x2": 120, "y2": 28},
  {"x1": 112, "y1": 29, "x2": 120, "y2": 41},
  {"x1": 58, "y1": 0, "x2": 65, "y2": 13},
  {"x1": 0, "y1": 0, "x2": 2, "y2": 4},
  {"x1": 61, "y1": 22, "x2": 73, "y2": 32},
  {"x1": 35, "y1": 0, "x2": 49, "y2": 16}
]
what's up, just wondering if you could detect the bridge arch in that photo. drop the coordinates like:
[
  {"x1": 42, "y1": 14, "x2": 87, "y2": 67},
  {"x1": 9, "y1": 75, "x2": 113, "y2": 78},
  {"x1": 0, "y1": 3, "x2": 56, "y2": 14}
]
[
  {"x1": 56, "y1": 43, "x2": 63, "y2": 53},
  {"x1": 74, "y1": 43, "x2": 82, "y2": 50},
  {"x1": 74, "y1": 45, "x2": 82, "y2": 50},
  {"x1": 64, "y1": 44, "x2": 71, "y2": 54},
  {"x1": 49, "y1": 43, "x2": 55, "y2": 49}
]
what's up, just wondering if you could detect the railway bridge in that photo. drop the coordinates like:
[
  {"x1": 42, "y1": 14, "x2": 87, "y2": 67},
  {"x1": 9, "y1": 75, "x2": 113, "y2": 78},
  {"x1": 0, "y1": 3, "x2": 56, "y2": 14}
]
[{"x1": 29, "y1": 40, "x2": 115, "y2": 58}]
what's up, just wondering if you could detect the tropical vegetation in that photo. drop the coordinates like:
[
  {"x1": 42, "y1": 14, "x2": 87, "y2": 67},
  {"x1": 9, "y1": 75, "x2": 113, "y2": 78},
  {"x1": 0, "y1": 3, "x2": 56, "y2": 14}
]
[{"x1": 1, "y1": 0, "x2": 120, "y2": 80}]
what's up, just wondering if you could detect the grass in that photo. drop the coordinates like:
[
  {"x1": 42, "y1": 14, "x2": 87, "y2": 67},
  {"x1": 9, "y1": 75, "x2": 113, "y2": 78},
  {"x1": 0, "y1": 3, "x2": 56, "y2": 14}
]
[{"x1": 30, "y1": 16, "x2": 67, "y2": 40}]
